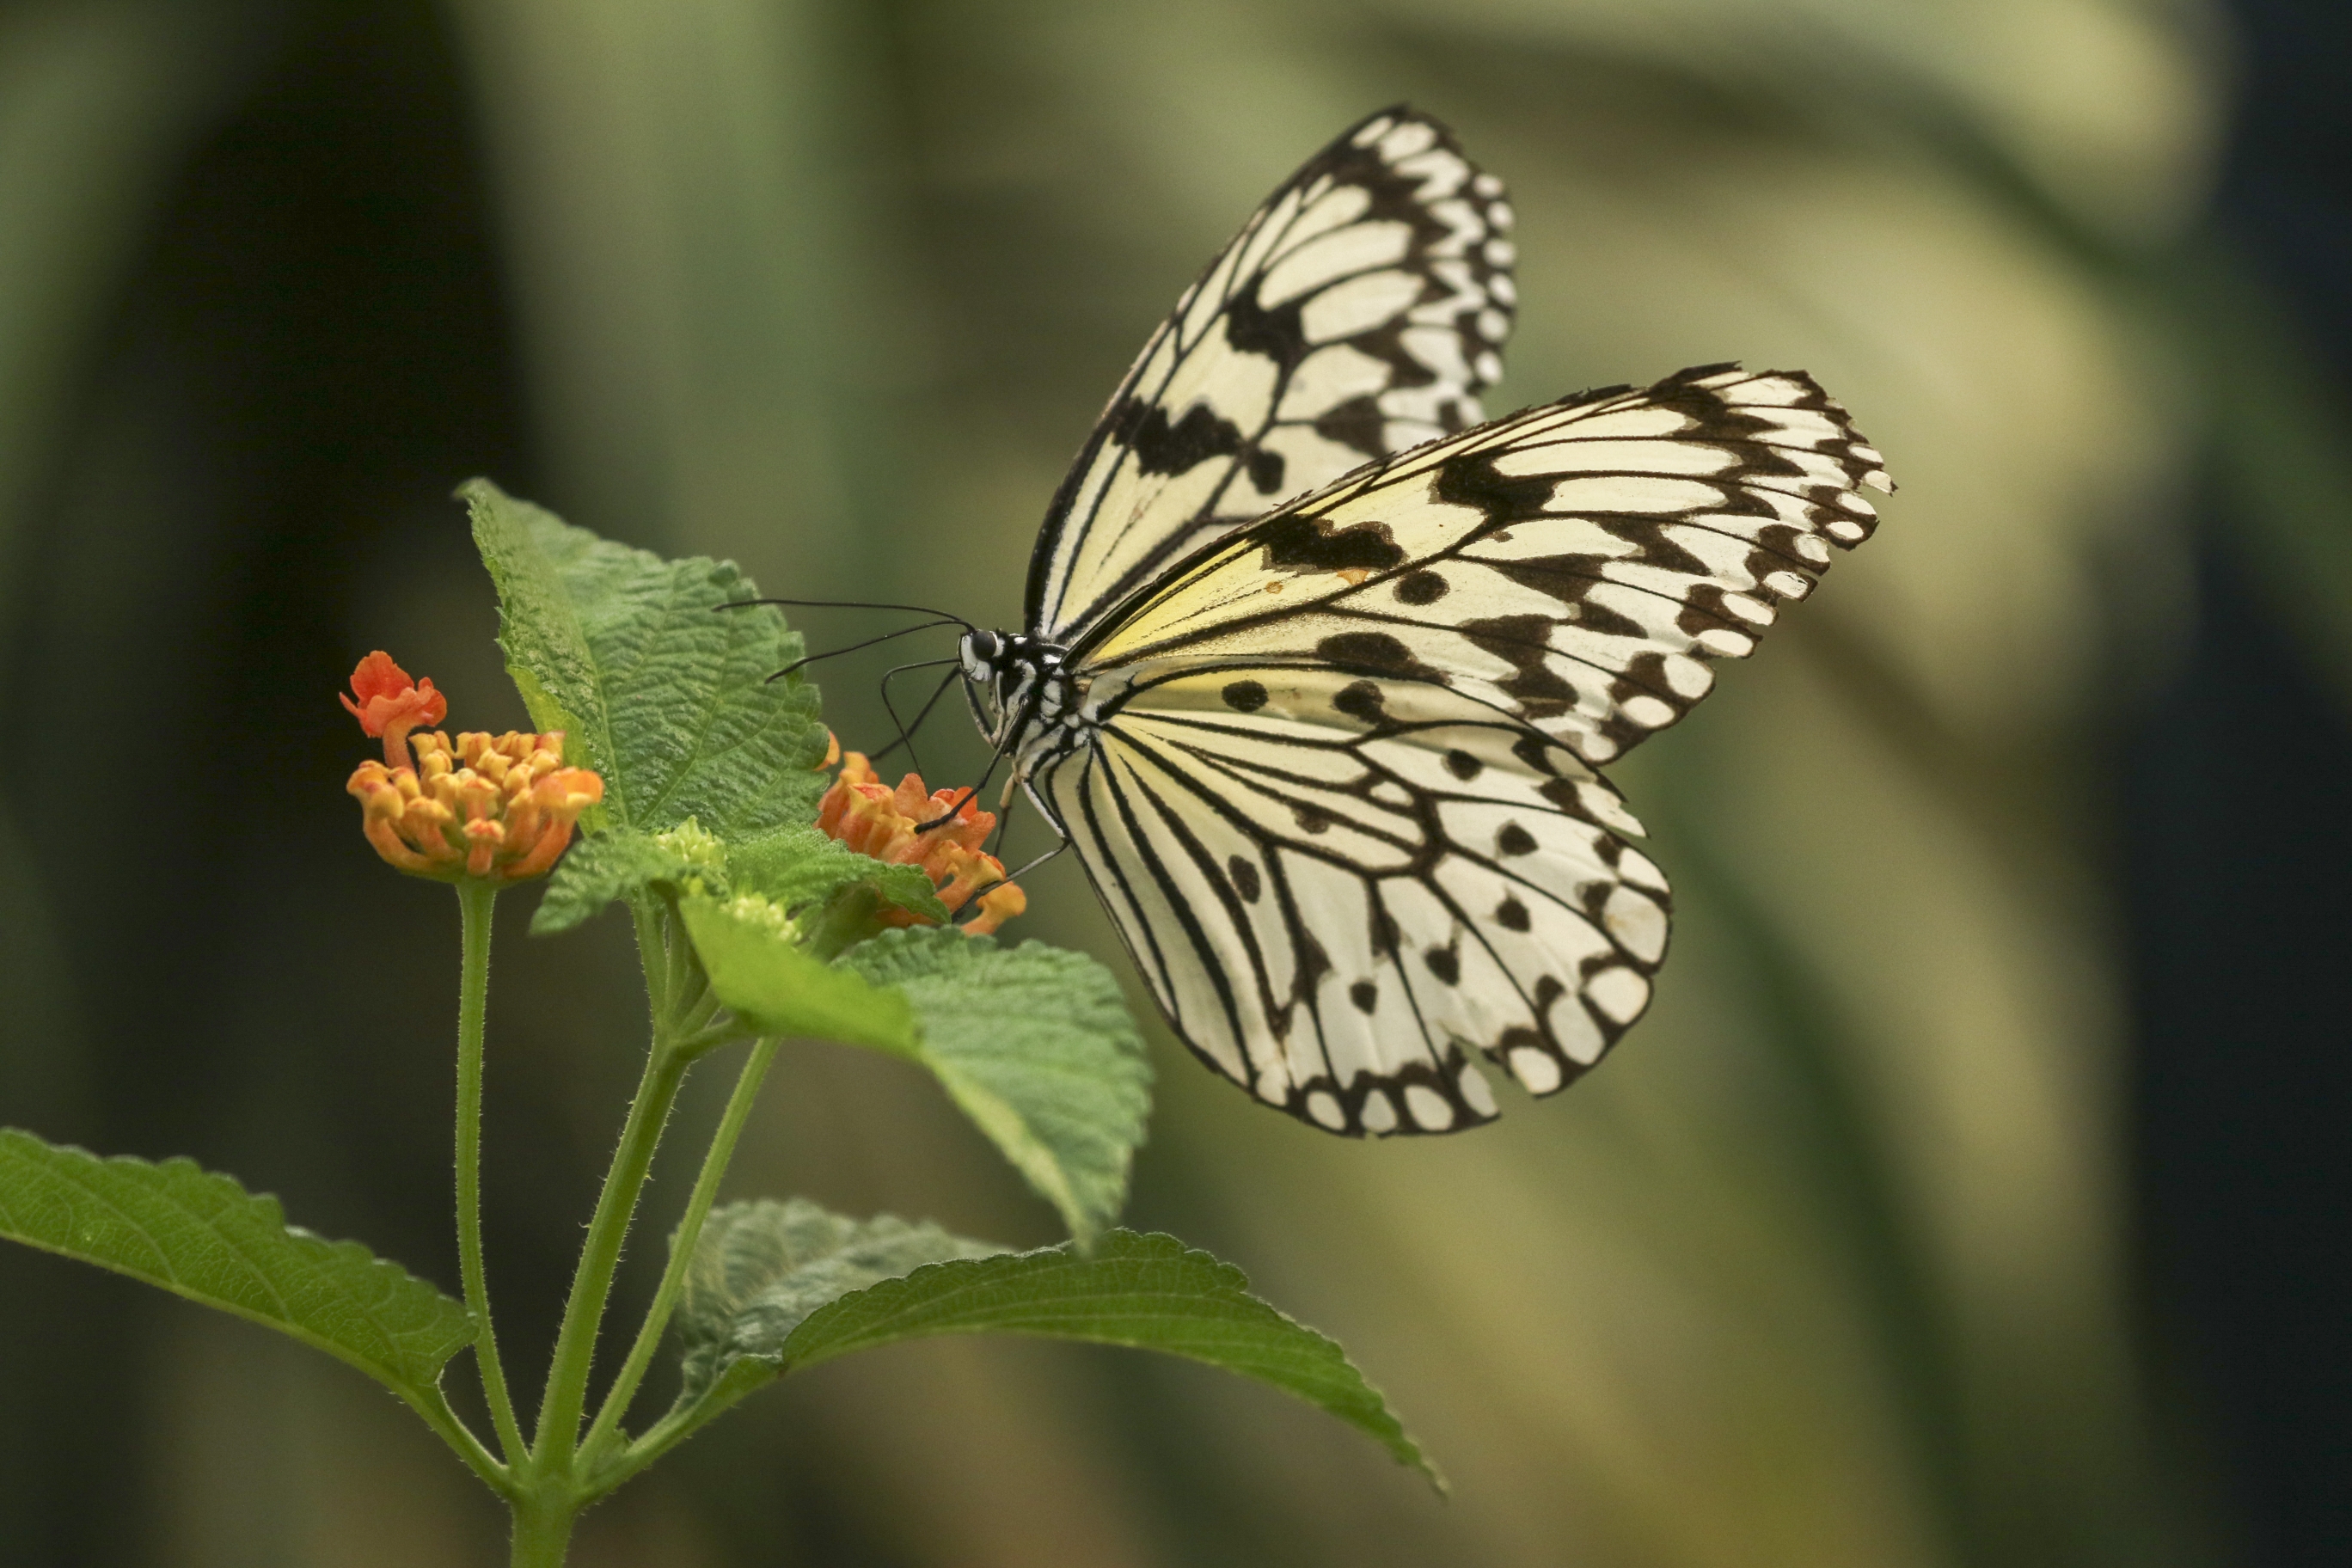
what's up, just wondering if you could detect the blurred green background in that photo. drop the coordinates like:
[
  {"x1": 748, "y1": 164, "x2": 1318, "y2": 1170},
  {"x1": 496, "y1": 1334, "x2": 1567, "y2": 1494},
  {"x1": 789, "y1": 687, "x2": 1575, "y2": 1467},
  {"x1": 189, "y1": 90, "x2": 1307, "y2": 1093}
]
[{"x1": 2, "y1": 0, "x2": 2347, "y2": 1563}]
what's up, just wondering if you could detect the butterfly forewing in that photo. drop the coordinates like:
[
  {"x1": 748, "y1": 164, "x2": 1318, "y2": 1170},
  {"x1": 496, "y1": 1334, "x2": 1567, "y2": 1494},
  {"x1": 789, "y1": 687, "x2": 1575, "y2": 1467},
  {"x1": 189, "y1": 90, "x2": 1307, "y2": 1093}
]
[
  {"x1": 1026, "y1": 107, "x2": 1519, "y2": 645},
  {"x1": 1081, "y1": 365, "x2": 1892, "y2": 769}
]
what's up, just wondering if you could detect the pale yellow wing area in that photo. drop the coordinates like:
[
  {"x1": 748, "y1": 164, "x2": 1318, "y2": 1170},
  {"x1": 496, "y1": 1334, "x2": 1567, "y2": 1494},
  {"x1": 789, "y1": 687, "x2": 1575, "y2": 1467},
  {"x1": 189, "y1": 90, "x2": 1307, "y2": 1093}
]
[{"x1": 1083, "y1": 364, "x2": 1892, "y2": 766}]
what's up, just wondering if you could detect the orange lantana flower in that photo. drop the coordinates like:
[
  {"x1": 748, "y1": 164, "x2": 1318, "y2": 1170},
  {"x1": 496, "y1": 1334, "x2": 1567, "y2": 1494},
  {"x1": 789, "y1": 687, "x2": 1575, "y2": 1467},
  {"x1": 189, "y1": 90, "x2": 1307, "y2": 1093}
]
[
  {"x1": 817, "y1": 750, "x2": 1026, "y2": 936},
  {"x1": 340, "y1": 651, "x2": 447, "y2": 770},
  {"x1": 340, "y1": 654, "x2": 602, "y2": 884},
  {"x1": 349, "y1": 730, "x2": 603, "y2": 884}
]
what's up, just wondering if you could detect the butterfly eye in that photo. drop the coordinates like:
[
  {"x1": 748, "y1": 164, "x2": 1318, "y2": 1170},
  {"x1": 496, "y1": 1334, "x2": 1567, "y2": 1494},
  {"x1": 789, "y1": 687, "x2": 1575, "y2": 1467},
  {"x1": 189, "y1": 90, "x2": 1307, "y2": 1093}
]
[{"x1": 966, "y1": 630, "x2": 999, "y2": 662}]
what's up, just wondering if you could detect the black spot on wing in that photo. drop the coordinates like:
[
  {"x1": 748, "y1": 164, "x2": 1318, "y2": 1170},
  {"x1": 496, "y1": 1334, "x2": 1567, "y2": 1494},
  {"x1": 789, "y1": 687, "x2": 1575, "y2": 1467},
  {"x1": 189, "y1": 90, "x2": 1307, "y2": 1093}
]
[
  {"x1": 1510, "y1": 733, "x2": 1562, "y2": 773},
  {"x1": 1313, "y1": 396, "x2": 1387, "y2": 461},
  {"x1": 1221, "y1": 679, "x2": 1269, "y2": 712},
  {"x1": 1314, "y1": 631, "x2": 1447, "y2": 683},
  {"x1": 1256, "y1": 511, "x2": 1407, "y2": 575},
  {"x1": 1432, "y1": 427, "x2": 1581, "y2": 519},
  {"x1": 1395, "y1": 570, "x2": 1449, "y2": 605},
  {"x1": 1246, "y1": 445, "x2": 1286, "y2": 494},
  {"x1": 1333, "y1": 680, "x2": 1386, "y2": 722},
  {"x1": 1119, "y1": 399, "x2": 1244, "y2": 477},
  {"x1": 1228, "y1": 855, "x2": 1263, "y2": 903},
  {"x1": 1538, "y1": 777, "x2": 1585, "y2": 811},
  {"x1": 1220, "y1": 288, "x2": 1311, "y2": 371}
]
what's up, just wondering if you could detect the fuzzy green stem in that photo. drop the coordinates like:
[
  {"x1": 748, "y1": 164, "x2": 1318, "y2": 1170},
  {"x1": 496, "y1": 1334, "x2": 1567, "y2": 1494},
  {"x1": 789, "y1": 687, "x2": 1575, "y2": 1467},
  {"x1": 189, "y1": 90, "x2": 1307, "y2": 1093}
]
[
  {"x1": 530, "y1": 894, "x2": 695, "y2": 1467},
  {"x1": 508, "y1": 1489, "x2": 578, "y2": 1568},
  {"x1": 456, "y1": 879, "x2": 529, "y2": 1465},
  {"x1": 404, "y1": 1382, "x2": 511, "y2": 1495},
  {"x1": 579, "y1": 1035, "x2": 783, "y2": 1475},
  {"x1": 597, "y1": 1400, "x2": 706, "y2": 1491},
  {"x1": 633, "y1": 895, "x2": 679, "y2": 1020}
]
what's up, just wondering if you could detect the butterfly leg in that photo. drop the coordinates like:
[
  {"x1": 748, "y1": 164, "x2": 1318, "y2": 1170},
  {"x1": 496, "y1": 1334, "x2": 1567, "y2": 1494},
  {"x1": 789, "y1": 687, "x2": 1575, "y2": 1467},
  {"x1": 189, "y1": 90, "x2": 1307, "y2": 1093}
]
[
  {"x1": 954, "y1": 833, "x2": 1072, "y2": 927},
  {"x1": 918, "y1": 684, "x2": 1041, "y2": 830}
]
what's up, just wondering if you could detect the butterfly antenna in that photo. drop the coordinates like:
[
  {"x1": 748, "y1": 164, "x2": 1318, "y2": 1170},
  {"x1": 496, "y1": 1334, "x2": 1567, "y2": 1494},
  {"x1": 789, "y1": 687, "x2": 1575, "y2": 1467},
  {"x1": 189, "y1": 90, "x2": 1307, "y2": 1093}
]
[
  {"x1": 872, "y1": 660, "x2": 964, "y2": 769},
  {"x1": 720, "y1": 597, "x2": 978, "y2": 634},
  {"x1": 765, "y1": 620, "x2": 959, "y2": 682}
]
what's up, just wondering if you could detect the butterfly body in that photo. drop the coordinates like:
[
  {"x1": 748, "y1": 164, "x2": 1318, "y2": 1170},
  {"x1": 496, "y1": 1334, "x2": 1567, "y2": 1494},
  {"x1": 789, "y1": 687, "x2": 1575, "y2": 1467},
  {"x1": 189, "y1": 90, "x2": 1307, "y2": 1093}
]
[{"x1": 959, "y1": 109, "x2": 1891, "y2": 1136}]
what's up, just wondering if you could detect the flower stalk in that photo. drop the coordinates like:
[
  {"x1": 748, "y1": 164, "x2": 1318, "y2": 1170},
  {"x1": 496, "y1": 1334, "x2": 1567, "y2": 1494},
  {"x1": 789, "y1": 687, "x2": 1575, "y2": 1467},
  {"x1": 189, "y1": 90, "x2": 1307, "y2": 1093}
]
[
  {"x1": 456, "y1": 879, "x2": 529, "y2": 1467},
  {"x1": 579, "y1": 1032, "x2": 784, "y2": 1476}
]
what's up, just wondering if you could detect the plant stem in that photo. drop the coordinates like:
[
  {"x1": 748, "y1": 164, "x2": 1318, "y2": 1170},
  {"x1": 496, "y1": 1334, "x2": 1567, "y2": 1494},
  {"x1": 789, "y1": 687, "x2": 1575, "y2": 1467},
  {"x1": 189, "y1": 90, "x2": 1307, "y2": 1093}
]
[
  {"x1": 596, "y1": 1399, "x2": 707, "y2": 1491},
  {"x1": 456, "y1": 879, "x2": 529, "y2": 1464},
  {"x1": 508, "y1": 1489, "x2": 579, "y2": 1568},
  {"x1": 530, "y1": 895, "x2": 694, "y2": 1467},
  {"x1": 405, "y1": 1383, "x2": 511, "y2": 1494},
  {"x1": 645, "y1": 895, "x2": 688, "y2": 1017},
  {"x1": 579, "y1": 1035, "x2": 782, "y2": 1473}
]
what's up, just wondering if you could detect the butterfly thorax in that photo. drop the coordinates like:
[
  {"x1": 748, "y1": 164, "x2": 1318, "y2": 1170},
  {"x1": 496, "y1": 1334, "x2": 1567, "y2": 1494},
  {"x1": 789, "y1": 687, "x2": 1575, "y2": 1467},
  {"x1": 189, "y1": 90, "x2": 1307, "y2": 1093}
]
[{"x1": 959, "y1": 628, "x2": 1086, "y2": 760}]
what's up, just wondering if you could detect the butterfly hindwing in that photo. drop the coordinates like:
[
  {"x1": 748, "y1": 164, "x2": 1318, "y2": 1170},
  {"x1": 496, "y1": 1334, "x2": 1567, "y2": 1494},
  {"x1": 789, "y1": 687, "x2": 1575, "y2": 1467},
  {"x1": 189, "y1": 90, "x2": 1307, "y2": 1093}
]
[
  {"x1": 1026, "y1": 107, "x2": 1519, "y2": 646},
  {"x1": 1034, "y1": 664, "x2": 1669, "y2": 1135},
  {"x1": 1082, "y1": 364, "x2": 1893, "y2": 768}
]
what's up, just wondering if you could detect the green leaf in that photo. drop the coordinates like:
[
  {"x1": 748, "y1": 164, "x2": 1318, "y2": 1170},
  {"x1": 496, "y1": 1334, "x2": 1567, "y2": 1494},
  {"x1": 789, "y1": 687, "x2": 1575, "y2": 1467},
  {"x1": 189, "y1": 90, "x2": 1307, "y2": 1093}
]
[
  {"x1": 674, "y1": 1197, "x2": 1000, "y2": 1406},
  {"x1": 531, "y1": 829, "x2": 706, "y2": 934},
  {"x1": 678, "y1": 893, "x2": 916, "y2": 1051},
  {"x1": 0, "y1": 1130, "x2": 475, "y2": 1403},
  {"x1": 462, "y1": 478, "x2": 830, "y2": 839},
  {"x1": 674, "y1": 1222, "x2": 1437, "y2": 1486},
  {"x1": 727, "y1": 827, "x2": 951, "y2": 924},
  {"x1": 682, "y1": 916, "x2": 1148, "y2": 1243},
  {"x1": 841, "y1": 928, "x2": 1150, "y2": 1247}
]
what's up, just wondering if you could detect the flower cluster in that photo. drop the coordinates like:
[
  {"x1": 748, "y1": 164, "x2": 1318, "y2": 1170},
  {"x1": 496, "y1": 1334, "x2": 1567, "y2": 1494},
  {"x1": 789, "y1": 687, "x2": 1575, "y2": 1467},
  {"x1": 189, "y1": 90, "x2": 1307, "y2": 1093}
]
[
  {"x1": 817, "y1": 750, "x2": 1026, "y2": 937},
  {"x1": 340, "y1": 654, "x2": 602, "y2": 884}
]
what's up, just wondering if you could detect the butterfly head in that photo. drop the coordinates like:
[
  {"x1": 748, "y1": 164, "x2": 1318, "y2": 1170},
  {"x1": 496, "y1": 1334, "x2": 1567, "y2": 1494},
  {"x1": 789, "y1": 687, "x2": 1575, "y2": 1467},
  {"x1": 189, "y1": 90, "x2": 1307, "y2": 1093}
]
[{"x1": 959, "y1": 628, "x2": 1075, "y2": 750}]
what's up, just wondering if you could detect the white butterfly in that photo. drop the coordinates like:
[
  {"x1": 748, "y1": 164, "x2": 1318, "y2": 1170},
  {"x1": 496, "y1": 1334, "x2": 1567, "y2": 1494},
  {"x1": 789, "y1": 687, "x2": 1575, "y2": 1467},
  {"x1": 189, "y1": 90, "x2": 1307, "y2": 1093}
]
[{"x1": 955, "y1": 107, "x2": 1892, "y2": 1136}]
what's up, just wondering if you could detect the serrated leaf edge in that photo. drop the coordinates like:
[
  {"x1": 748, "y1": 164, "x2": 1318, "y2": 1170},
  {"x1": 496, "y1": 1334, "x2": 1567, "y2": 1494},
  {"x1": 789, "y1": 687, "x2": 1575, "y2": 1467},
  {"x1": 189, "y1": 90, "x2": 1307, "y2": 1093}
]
[
  {"x1": 698, "y1": 1229, "x2": 1436, "y2": 1484},
  {"x1": 0, "y1": 1130, "x2": 475, "y2": 1399}
]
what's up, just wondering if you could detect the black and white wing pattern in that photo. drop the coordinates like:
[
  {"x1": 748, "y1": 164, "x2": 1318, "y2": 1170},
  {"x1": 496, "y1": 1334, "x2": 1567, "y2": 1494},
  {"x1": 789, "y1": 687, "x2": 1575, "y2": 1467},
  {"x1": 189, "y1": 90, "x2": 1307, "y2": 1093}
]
[
  {"x1": 1041, "y1": 365, "x2": 1891, "y2": 1134},
  {"x1": 1034, "y1": 669, "x2": 1666, "y2": 1136},
  {"x1": 1025, "y1": 107, "x2": 1518, "y2": 647}
]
